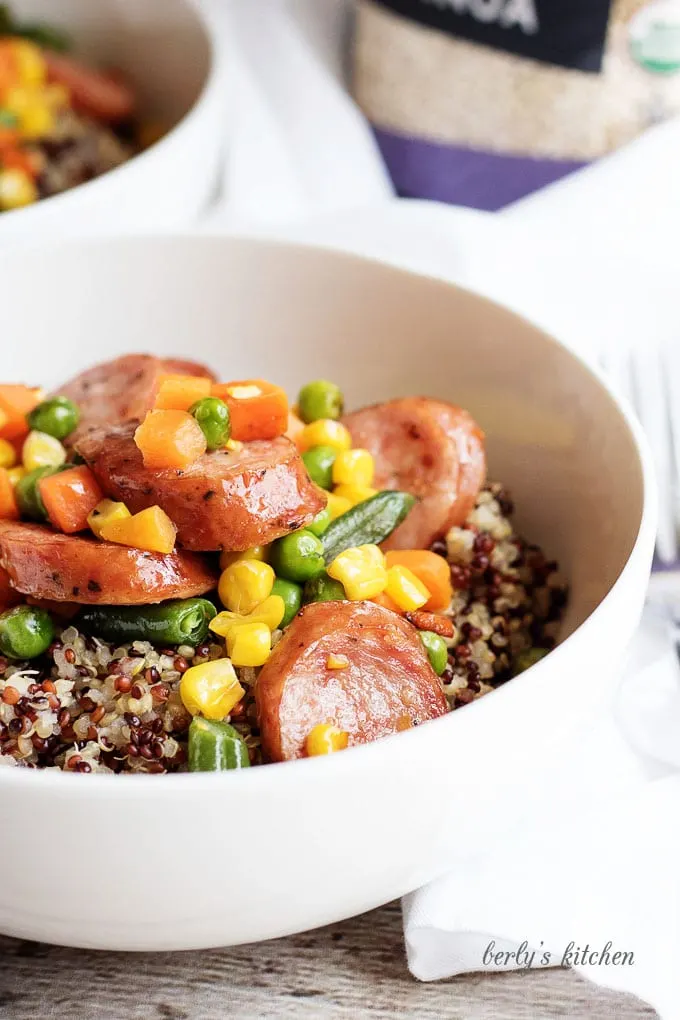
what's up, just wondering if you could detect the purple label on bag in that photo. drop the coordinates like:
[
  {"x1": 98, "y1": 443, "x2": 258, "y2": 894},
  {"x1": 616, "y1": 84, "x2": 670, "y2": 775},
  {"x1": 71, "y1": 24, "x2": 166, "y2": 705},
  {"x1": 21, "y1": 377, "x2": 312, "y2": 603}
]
[
  {"x1": 373, "y1": 128, "x2": 587, "y2": 210},
  {"x1": 372, "y1": 0, "x2": 612, "y2": 72}
]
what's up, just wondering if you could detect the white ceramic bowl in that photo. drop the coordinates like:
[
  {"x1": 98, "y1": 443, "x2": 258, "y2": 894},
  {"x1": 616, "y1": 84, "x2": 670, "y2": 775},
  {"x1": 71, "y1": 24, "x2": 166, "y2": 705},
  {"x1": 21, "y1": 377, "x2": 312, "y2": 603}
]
[
  {"x1": 0, "y1": 0, "x2": 226, "y2": 240},
  {"x1": 0, "y1": 237, "x2": 655, "y2": 950}
]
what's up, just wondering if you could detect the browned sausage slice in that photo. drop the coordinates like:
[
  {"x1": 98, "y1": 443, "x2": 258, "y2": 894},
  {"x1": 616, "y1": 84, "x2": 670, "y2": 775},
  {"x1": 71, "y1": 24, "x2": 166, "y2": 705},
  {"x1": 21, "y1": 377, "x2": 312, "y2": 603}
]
[
  {"x1": 0, "y1": 522, "x2": 218, "y2": 605},
  {"x1": 54, "y1": 353, "x2": 217, "y2": 444},
  {"x1": 343, "y1": 397, "x2": 486, "y2": 550},
  {"x1": 76, "y1": 423, "x2": 326, "y2": 553},
  {"x1": 256, "y1": 600, "x2": 448, "y2": 762}
]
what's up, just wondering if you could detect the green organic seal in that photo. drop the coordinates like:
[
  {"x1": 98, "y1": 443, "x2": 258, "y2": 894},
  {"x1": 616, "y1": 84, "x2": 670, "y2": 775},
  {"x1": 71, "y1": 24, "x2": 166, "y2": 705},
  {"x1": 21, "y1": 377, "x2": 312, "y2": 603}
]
[{"x1": 630, "y1": 0, "x2": 680, "y2": 73}]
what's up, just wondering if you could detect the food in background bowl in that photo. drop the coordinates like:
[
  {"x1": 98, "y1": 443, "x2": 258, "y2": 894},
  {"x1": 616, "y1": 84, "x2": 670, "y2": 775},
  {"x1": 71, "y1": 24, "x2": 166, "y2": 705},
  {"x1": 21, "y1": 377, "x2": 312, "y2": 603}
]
[
  {"x1": 0, "y1": 356, "x2": 566, "y2": 773},
  {"x1": 0, "y1": 4, "x2": 152, "y2": 211}
]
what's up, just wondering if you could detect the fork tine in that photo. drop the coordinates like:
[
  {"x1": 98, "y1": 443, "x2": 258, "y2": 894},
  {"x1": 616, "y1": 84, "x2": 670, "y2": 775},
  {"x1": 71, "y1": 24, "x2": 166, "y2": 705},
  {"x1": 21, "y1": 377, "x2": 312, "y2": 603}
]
[{"x1": 630, "y1": 343, "x2": 677, "y2": 565}]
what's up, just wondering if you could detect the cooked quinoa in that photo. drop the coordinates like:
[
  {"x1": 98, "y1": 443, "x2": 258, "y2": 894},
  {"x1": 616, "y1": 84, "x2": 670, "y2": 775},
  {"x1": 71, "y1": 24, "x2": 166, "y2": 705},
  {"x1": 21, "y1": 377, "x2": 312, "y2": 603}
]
[{"x1": 0, "y1": 483, "x2": 566, "y2": 773}]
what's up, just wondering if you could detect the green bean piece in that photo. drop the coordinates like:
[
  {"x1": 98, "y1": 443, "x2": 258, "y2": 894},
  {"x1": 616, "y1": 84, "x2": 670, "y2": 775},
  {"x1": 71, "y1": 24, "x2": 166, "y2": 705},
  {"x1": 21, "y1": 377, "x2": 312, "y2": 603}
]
[
  {"x1": 269, "y1": 530, "x2": 326, "y2": 583},
  {"x1": 15, "y1": 21, "x2": 72, "y2": 51},
  {"x1": 301, "y1": 445, "x2": 337, "y2": 490},
  {"x1": 78, "y1": 599, "x2": 217, "y2": 648},
  {"x1": 27, "y1": 397, "x2": 80, "y2": 441},
  {"x1": 189, "y1": 397, "x2": 231, "y2": 450},
  {"x1": 0, "y1": 605, "x2": 54, "y2": 660},
  {"x1": 302, "y1": 572, "x2": 346, "y2": 604},
  {"x1": 270, "y1": 577, "x2": 303, "y2": 627},
  {"x1": 15, "y1": 465, "x2": 59, "y2": 520},
  {"x1": 419, "y1": 631, "x2": 448, "y2": 676},
  {"x1": 306, "y1": 505, "x2": 331, "y2": 537},
  {"x1": 297, "y1": 380, "x2": 344, "y2": 424},
  {"x1": 188, "y1": 717, "x2": 250, "y2": 771},
  {"x1": 321, "y1": 491, "x2": 416, "y2": 564},
  {"x1": 514, "y1": 647, "x2": 549, "y2": 675}
]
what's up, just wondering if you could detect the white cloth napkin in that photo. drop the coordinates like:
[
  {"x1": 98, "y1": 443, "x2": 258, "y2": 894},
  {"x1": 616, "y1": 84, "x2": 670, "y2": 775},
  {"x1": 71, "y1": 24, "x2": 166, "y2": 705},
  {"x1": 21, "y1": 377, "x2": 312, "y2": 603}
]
[{"x1": 201, "y1": 3, "x2": 680, "y2": 1015}]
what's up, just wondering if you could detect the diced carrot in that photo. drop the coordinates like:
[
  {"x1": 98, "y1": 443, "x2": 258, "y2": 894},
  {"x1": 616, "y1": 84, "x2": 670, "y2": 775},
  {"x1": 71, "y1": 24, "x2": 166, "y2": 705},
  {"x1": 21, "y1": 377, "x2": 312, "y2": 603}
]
[
  {"x1": 134, "y1": 410, "x2": 207, "y2": 470},
  {"x1": 2, "y1": 146, "x2": 39, "y2": 180},
  {"x1": 0, "y1": 468, "x2": 19, "y2": 520},
  {"x1": 370, "y1": 590, "x2": 404, "y2": 615},
  {"x1": 0, "y1": 384, "x2": 42, "y2": 441},
  {"x1": 0, "y1": 41, "x2": 18, "y2": 93},
  {"x1": 154, "y1": 374, "x2": 212, "y2": 412},
  {"x1": 0, "y1": 566, "x2": 20, "y2": 612},
  {"x1": 0, "y1": 128, "x2": 20, "y2": 149},
  {"x1": 99, "y1": 505, "x2": 177, "y2": 554},
  {"x1": 384, "y1": 550, "x2": 453, "y2": 612},
  {"x1": 212, "y1": 380, "x2": 288, "y2": 442},
  {"x1": 39, "y1": 465, "x2": 104, "y2": 534}
]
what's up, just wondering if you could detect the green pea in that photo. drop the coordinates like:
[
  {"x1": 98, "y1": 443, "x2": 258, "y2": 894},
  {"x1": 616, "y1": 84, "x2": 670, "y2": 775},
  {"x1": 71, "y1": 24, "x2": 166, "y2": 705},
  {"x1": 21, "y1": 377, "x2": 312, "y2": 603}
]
[
  {"x1": 15, "y1": 465, "x2": 57, "y2": 520},
  {"x1": 419, "y1": 631, "x2": 448, "y2": 676},
  {"x1": 271, "y1": 577, "x2": 303, "y2": 627},
  {"x1": 298, "y1": 380, "x2": 344, "y2": 424},
  {"x1": 306, "y1": 505, "x2": 331, "y2": 537},
  {"x1": 0, "y1": 605, "x2": 54, "y2": 660},
  {"x1": 189, "y1": 397, "x2": 231, "y2": 450},
  {"x1": 301, "y1": 445, "x2": 336, "y2": 490},
  {"x1": 269, "y1": 529, "x2": 325, "y2": 583},
  {"x1": 303, "y1": 572, "x2": 346, "y2": 604},
  {"x1": 514, "y1": 647, "x2": 549, "y2": 675},
  {"x1": 0, "y1": 110, "x2": 17, "y2": 128},
  {"x1": 27, "y1": 396, "x2": 80, "y2": 441}
]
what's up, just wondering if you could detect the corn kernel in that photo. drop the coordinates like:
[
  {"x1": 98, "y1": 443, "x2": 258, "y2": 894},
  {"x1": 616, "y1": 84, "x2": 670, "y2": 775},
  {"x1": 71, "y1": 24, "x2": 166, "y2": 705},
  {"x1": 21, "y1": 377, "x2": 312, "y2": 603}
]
[
  {"x1": 87, "y1": 499, "x2": 131, "y2": 539},
  {"x1": 306, "y1": 723, "x2": 349, "y2": 756},
  {"x1": 0, "y1": 438, "x2": 16, "y2": 470},
  {"x1": 210, "y1": 595, "x2": 285, "y2": 638},
  {"x1": 7, "y1": 466, "x2": 25, "y2": 487},
  {"x1": 0, "y1": 167, "x2": 37, "y2": 211},
  {"x1": 332, "y1": 448, "x2": 375, "y2": 488},
  {"x1": 18, "y1": 101, "x2": 54, "y2": 139},
  {"x1": 180, "y1": 658, "x2": 244, "y2": 720},
  {"x1": 332, "y1": 483, "x2": 378, "y2": 508},
  {"x1": 218, "y1": 559, "x2": 275, "y2": 614},
  {"x1": 225, "y1": 439, "x2": 243, "y2": 452},
  {"x1": 227, "y1": 621, "x2": 272, "y2": 667},
  {"x1": 297, "y1": 419, "x2": 351, "y2": 453},
  {"x1": 219, "y1": 545, "x2": 268, "y2": 571},
  {"x1": 326, "y1": 492, "x2": 352, "y2": 520},
  {"x1": 385, "y1": 565, "x2": 430, "y2": 612},
  {"x1": 327, "y1": 544, "x2": 387, "y2": 601},
  {"x1": 22, "y1": 430, "x2": 66, "y2": 471},
  {"x1": 11, "y1": 41, "x2": 47, "y2": 87},
  {"x1": 326, "y1": 653, "x2": 349, "y2": 670}
]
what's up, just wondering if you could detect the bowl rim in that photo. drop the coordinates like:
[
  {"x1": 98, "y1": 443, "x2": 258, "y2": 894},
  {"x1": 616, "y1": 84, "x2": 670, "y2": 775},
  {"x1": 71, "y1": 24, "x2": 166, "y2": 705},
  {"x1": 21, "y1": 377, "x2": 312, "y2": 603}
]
[
  {"x1": 0, "y1": 0, "x2": 226, "y2": 228},
  {"x1": 0, "y1": 234, "x2": 657, "y2": 793}
]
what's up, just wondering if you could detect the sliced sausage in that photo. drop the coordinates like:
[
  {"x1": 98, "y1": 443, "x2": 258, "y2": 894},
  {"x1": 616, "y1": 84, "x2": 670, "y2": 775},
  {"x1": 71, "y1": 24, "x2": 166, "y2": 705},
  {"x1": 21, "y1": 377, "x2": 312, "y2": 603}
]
[
  {"x1": 0, "y1": 565, "x2": 21, "y2": 611},
  {"x1": 44, "y1": 52, "x2": 136, "y2": 123},
  {"x1": 0, "y1": 522, "x2": 218, "y2": 605},
  {"x1": 343, "y1": 397, "x2": 486, "y2": 550},
  {"x1": 54, "y1": 353, "x2": 217, "y2": 445},
  {"x1": 256, "y1": 600, "x2": 448, "y2": 762},
  {"x1": 76, "y1": 423, "x2": 326, "y2": 553}
]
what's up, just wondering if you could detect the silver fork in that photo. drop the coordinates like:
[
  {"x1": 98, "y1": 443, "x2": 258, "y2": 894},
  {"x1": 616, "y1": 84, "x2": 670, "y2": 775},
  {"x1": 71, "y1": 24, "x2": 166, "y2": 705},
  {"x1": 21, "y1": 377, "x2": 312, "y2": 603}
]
[
  {"x1": 598, "y1": 336, "x2": 680, "y2": 589},
  {"x1": 598, "y1": 337, "x2": 680, "y2": 763}
]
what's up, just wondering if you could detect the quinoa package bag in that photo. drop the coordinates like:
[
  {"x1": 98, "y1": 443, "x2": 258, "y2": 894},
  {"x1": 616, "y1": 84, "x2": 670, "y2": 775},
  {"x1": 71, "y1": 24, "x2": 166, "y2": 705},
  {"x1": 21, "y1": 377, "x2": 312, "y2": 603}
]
[{"x1": 353, "y1": 0, "x2": 680, "y2": 209}]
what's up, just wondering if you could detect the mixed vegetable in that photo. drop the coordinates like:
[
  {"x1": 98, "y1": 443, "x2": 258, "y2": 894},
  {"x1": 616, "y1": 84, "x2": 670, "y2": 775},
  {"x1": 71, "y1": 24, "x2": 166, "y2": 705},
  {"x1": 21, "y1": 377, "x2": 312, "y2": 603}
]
[
  {"x1": 0, "y1": 357, "x2": 564, "y2": 775},
  {"x1": 0, "y1": 5, "x2": 147, "y2": 212}
]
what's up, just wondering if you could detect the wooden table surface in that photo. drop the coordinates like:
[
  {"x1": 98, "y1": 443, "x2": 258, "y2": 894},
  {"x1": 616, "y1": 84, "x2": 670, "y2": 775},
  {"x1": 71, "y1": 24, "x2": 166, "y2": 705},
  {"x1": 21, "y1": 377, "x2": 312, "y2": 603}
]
[{"x1": 0, "y1": 903, "x2": 656, "y2": 1019}]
